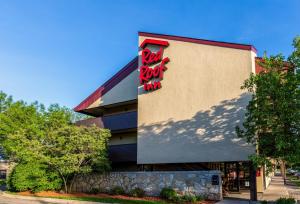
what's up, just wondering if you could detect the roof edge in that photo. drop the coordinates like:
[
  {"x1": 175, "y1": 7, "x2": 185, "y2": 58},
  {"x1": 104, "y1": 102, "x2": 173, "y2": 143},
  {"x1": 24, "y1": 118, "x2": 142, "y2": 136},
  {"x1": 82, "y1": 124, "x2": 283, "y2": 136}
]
[
  {"x1": 138, "y1": 31, "x2": 257, "y2": 53},
  {"x1": 74, "y1": 56, "x2": 138, "y2": 112}
]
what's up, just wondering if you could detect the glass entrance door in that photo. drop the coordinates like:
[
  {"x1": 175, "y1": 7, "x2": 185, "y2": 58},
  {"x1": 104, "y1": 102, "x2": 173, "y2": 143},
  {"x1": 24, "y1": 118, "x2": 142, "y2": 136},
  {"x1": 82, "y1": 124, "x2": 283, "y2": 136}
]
[{"x1": 223, "y1": 162, "x2": 250, "y2": 192}]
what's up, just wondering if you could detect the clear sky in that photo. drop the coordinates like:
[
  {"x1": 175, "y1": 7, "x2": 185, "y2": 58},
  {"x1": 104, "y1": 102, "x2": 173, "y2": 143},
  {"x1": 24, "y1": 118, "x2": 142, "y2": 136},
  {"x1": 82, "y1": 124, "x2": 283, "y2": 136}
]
[{"x1": 0, "y1": 0, "x2": 299, "y2": 109}]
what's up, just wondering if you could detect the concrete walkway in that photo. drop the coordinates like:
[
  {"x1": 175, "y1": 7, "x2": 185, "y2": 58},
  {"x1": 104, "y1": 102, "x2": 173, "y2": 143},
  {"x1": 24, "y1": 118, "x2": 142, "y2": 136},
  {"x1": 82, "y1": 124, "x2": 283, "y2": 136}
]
[
  {"x1": 261, "y1": 176, "x2": 289, "y2": 201},
  {"x1": 216, "y1": 199, "x2": 255, "y2": 204},
  {"x1": 217, "y1": 175, "x2": 299, "y2": 204}
]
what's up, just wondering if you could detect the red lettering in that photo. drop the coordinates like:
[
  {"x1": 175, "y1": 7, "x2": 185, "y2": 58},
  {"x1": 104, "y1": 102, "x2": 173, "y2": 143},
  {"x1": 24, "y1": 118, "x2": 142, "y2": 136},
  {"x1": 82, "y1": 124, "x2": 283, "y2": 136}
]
[
  {"x1": 143, "y1": 83, "x2": 153, "y2": 91},
  {"x1": 142, "y1": 49, "x2": 151, "y2": 65},
  {"x1": 158, "y1": 57, "x2": 169, "y2": 80},
  {"x1": 139, "y1": 66, "x2": 149, "y2": 84},
  {"x1": 143, "y1": 81, "x2": 161, "y2": 91},
  {"x1": 139, "y1": 43, "x2": 169, "y2": 92},
  {"x1": 153, "y1": 81, "x2": 161, "y2": 89},
  {"x1": 142, "y1": 48, "x2": 163, "y2": 65},
  {"x1": 139, "y1": 57, "x2": 170, "y2": 85}
]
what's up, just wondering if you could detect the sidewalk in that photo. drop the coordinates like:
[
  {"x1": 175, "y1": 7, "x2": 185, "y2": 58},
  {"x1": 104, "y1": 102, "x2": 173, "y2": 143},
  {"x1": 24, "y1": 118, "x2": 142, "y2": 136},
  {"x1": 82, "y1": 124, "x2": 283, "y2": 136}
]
[
  {"x1": 261, "y1": 175, "x2": 289, "y2": 201},
  {"x1": 217, "y1": 175, "x2": 296, "y2": 204}
]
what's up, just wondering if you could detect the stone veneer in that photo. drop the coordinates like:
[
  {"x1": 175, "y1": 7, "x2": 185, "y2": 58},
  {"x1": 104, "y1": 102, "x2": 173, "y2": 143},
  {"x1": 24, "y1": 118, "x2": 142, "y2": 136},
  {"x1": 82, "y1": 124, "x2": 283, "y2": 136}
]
[{"x1": 72, "y1": 171, "x2": 222, "y2": 200}]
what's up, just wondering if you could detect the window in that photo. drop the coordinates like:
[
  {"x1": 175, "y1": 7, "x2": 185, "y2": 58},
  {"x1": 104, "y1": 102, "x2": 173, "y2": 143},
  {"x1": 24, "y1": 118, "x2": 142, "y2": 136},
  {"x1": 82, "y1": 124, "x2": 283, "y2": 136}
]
[{"x1": 0, "y1": 170, "x2": 6, "y2": 179}]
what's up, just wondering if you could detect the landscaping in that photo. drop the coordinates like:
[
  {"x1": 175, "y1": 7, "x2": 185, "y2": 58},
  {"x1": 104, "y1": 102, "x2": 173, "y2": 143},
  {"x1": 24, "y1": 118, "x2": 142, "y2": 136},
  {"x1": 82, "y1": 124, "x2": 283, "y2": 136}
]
[
  {"x1": 9, "y1": 191, "x2": 216, "y2": 204},
  {"x1": 287, "y1": 175, "x2": 300, "y2": 187}
]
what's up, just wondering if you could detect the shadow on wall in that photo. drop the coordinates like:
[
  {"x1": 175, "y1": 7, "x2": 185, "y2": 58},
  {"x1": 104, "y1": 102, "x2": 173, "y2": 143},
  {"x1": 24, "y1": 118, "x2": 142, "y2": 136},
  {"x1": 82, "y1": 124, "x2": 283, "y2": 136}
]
[{"x1": 138, "y1": 93, "x2": 255, "y2": 163}]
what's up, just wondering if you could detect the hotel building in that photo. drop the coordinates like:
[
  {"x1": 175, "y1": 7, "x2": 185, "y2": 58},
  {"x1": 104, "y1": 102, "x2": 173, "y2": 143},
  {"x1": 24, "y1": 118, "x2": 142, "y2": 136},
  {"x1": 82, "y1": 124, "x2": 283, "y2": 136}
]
[{"x1": 74, "y1": 32, "x2": 270, "y2": 198}]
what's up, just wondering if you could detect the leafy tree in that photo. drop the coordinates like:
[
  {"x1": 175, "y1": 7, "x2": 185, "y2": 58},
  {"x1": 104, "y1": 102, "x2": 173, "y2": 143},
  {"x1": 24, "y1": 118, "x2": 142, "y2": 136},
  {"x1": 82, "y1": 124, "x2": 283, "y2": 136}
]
[
  {"x1": 0, "y1": 91, "x2": 12, "y2": 114},
  {"x1": 40, "y1": 125, "x2": 111, "y2": 193},
  {"x1": 0, "y1": 95, "x2": 111, "y2": 193},
  {"x1": 236, "y1": 37, "x2": 300, "y2": 173}
]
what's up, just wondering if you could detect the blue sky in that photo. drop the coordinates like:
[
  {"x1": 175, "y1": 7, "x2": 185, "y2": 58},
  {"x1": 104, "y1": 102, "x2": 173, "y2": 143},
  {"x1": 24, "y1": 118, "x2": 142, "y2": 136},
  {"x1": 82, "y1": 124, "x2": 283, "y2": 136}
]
[{"x1": 0, "y1": 0, "x2": 299, "y2": 108}]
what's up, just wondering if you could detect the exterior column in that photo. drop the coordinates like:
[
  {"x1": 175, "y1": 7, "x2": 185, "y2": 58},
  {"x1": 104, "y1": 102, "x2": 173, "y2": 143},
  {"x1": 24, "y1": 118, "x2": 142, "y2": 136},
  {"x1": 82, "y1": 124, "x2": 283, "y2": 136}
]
[
  {"x1": 250, "y1": 162, "x2": 257, "y2": 201},
  {"x1": 236, "y1": 162, "x2": 240, "y2": 192}
]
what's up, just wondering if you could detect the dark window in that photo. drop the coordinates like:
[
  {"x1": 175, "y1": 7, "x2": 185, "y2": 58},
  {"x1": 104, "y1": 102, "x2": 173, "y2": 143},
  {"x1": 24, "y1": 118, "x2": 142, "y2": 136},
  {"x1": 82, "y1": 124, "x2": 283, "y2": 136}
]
[{"x1": 0, "y1": 170, "x2": 6, "y2": 179}]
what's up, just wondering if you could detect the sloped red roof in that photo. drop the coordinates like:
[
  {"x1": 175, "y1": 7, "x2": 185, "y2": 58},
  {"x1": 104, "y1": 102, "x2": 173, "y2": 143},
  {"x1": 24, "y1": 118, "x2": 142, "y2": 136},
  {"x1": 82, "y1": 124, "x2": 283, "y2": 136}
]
[
  {"x1": 139, "y1": 32, "x2": 257, "y2": 53},
  {"x1": 74, "y1": 57, "x2": 138, "y2": 112}
]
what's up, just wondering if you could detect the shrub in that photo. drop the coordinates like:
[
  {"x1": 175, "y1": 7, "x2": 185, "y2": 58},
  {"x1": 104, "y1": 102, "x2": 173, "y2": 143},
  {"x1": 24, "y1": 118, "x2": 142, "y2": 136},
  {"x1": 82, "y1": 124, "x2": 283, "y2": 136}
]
[
  {"x1": 0, "y1": 179, "x2": 6, "y2": 186},
  {"x1": 160, "y1": 187, "x2": 177, "y2": 201},
  {"x1": 181, "y1": 194, "x2": 197, "y2": 203},
  {"x1": 129, "y1": 187, "x2": 145, "y2": 198},
  {"x1": 261, "y1": 200, "x2": 268, "y2": 204},
  {"x1": 7, "y1": 162, "x2": 62, "y2": 193},
  {"x1": 276, "y1": 198, "x2": 296, "y2": 204},
  {"x1": 171, "y1": 195, "x2": 183, "y2": 203},
  {"x1": 89, "y1": 188, "x2": 101, "y2": 194},
  {"x1": 195, "y1": 195, "x2": 205, "y2": 201},
  {"x1": 110, "y1": 186, "x2": 125, "y2": 195}
]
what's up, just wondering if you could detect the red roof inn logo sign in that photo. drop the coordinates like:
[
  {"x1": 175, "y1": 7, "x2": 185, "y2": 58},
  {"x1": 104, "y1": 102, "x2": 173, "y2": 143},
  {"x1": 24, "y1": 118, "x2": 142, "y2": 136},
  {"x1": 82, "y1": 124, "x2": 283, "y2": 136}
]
[{"x1": 139, "y1": 39, "x2": 170, "y2": 92}]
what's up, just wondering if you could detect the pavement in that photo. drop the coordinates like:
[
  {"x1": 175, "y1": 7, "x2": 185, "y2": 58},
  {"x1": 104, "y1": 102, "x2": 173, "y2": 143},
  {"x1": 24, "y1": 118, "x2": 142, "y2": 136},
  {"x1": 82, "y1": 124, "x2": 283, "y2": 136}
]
[
  {"x1": 217, "y1": 175, "x2": 300, "y2": 204},
  {"x1": 260, "y1": 176, "x2": 289, "y2": 201}
]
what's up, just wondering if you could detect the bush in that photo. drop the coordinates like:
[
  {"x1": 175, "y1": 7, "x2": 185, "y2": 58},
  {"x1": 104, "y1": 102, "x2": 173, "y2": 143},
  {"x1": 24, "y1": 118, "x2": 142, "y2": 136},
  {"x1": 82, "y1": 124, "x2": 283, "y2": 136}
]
[
  {"x1": 7, "y1": 162, "x2": 62, "y2": 193},
  {"x1": 89, "y1": 188, "x2": 101, "y2": 194},
  {"x1": 160, "y1": 187, "x2": 177, "y2": 201},
  {"x1": 129, "y1": 187, "x2": 145, "y2": 198},
  {"x1": 276, "y1": 198, "x2": 296, "y2": 204},
  {"x1": 195, "y1": 195, "x2": 205, "y2": 201},
  {"x1": 0, "y1": 179, "x2": 6, "y2": 186},
  {"x1": 261, "y1": 200, "x2": 268, "y2": 204},
  {"x1": 181, "y1": 194, "x2": 197, "y2": 203},
  {"x1": 110, "y1": 186, "x2": 125, "y2": 195}
]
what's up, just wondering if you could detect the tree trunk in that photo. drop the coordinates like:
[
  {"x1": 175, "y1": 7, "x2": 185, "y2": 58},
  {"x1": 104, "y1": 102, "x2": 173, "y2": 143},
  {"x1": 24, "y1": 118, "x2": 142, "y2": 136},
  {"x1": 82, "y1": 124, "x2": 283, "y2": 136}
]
[
  {"x1": 62, "y1": 176, "x2": 68, "y2": 193},
  {"x1": 282, "y1": 160, "x2": 286, "y2": 185},
  {"x1": 69, "y1": 174, "x2": 77, "y2": 193}
]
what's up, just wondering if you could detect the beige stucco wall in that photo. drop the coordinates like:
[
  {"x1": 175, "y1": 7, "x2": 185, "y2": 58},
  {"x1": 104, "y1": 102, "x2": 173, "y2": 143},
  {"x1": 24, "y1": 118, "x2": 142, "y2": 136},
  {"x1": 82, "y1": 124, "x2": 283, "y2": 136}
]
[
  {"x1": 87, "y1": 70, "x2": 138, "y2": 109},
  {"x1": 137, "y1": 36, "x2": 256, "y2": 164}
]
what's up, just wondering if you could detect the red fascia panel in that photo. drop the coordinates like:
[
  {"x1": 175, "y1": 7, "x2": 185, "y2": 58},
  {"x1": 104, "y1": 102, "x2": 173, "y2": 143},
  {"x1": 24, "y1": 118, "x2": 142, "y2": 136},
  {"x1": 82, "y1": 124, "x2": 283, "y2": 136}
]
[
  {"x1": 255, "y1": 57, "x2": 292, "y2": 74},
  {"x1": 140, "y1": 39, "x2": 169, "y2": 49},
  {"x1": 74, "y1": 57, "x2": 138, "y2": 112},
  {"x1": 255, "y1": 57, "x2": 264, "y2": 74},
  {"x1": 139, "y1": 32, "x2": 257, "y2": 53}
]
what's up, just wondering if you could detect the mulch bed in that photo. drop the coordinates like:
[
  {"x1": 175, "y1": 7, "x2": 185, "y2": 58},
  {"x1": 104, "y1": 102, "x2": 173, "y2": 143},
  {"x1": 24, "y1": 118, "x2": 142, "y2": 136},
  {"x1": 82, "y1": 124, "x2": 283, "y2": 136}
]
[{"x1": 17, "y1": 191, "x2": 216, "y2": 204}]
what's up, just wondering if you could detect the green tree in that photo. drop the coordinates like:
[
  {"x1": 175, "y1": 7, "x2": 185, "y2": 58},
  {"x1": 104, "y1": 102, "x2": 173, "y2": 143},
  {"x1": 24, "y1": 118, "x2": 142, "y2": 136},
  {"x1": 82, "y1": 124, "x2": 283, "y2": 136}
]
[
  {"x1": 41, "y1": 125, "x2": 111, "y2": 193},
  {"x1": 0, "y1": 91, "x2": 12, "y2": 114},
  {"x1": 0, "y1": 96, "x2": 111, "y2": 193},
  {"x1": 236, "y1": 37, "x2": 300, "y2": 173}
]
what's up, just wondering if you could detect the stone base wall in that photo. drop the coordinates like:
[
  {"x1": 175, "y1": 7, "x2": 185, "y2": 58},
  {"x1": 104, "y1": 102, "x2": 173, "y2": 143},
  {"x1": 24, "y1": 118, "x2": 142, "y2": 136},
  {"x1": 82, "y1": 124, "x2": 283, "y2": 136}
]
[{"x1": 72, "y1": 171, "x2": 222, "y2": 200}]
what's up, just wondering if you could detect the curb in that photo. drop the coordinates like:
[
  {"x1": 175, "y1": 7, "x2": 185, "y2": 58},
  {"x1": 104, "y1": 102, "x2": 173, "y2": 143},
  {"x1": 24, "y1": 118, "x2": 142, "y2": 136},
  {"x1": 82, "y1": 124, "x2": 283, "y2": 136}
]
[{"x1": 1, "y1": 192, "x2": 112, "y2": 204}]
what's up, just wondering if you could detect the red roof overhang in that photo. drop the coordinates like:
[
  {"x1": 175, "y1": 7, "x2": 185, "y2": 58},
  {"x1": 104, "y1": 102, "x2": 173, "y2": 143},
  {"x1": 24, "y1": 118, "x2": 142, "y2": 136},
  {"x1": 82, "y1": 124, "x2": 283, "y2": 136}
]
[
  {"x1": 74, "y1": 57, "x2": 138, "y2": 112},
  {"x1": 139, "y1": 39, "x2": 169, "y2": 49}
]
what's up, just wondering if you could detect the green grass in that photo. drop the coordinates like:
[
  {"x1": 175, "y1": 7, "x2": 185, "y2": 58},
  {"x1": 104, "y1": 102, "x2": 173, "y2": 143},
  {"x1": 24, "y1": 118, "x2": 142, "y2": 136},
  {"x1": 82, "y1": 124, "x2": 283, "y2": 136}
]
[
  {"x1": 48, "y1": 196, "x2": 168, "y2": 204},
  {"x1": 287, "y1": 175, "x2": 300, "y2": 187},
  {"x1": 6, "y1": 191, "x2": 167, "y2": 204}
]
